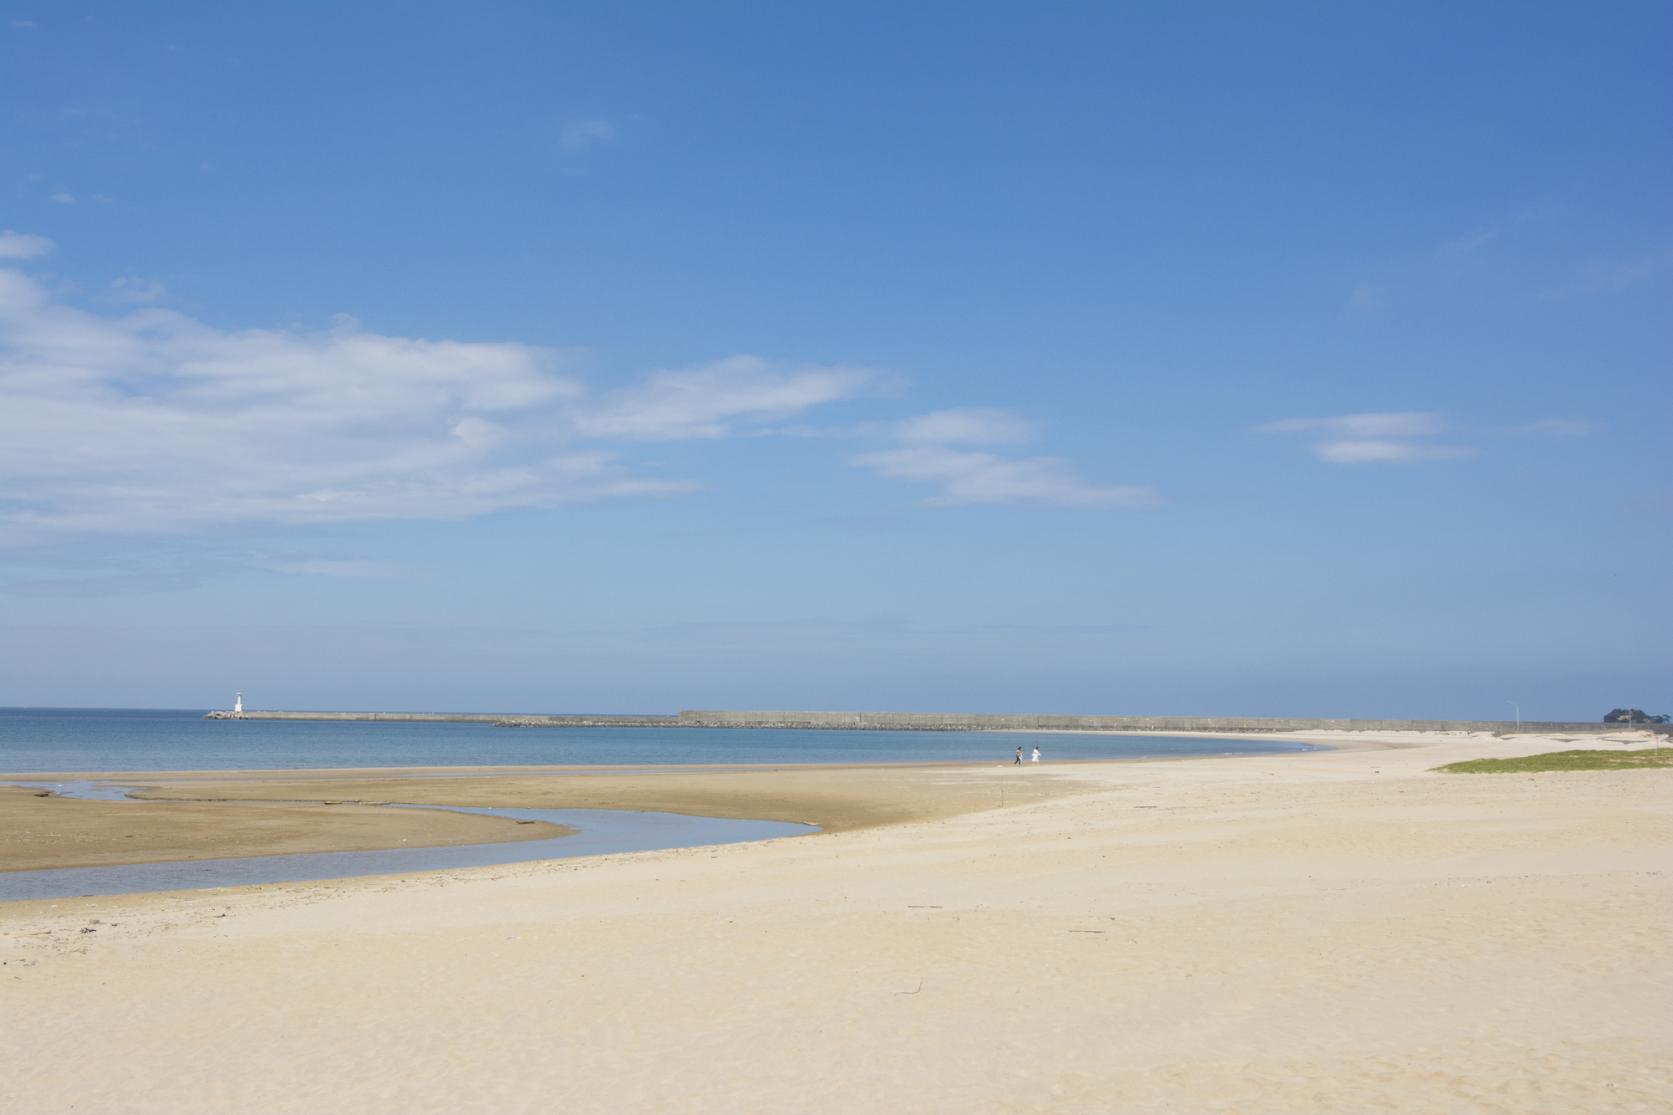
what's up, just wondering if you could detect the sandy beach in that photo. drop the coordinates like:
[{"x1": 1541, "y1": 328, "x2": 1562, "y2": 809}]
[
  {"x1": 3, "y1": 729, "x2": 1670, "y2": 1114},
  {"x1": 0, "y1": 762, "x2": 1089, "y2": 871}
]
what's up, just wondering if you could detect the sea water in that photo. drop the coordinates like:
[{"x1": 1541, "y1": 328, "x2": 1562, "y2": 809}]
[
  {"x1": 0, "y1": 707, "x2": 1314, "y2": 773},
  {"x1": 1, "y1": 710, "x2": 1314, "y2": 900},
  {"x1": 0, "y1": 801, "x2": 816, "y2": 901}
]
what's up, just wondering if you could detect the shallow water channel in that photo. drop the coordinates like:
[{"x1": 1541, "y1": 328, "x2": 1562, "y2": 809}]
[{"x1": 0, "y1": 781, "x2": 816, "y2": 902}]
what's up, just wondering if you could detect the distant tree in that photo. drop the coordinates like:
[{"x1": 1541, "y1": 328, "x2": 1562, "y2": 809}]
[{"x1": 1604, "y1": 708, "x2": 1671, "y2": 725}]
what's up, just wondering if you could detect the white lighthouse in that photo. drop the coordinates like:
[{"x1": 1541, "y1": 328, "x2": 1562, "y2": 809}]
[{"x1": 233, "y1": 691, "x2": 244, "y2": 717}]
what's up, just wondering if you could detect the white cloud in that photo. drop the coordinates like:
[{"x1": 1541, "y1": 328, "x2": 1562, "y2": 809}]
[
  {"x1": 891, "y1": 407, "x2": 1037, "y2": 446},
  {"x1": 1259, "y1": 411, "x2": 1471, "y2": 464},
  {"x1": 49, "y1": 191, "x2": 77, "y2": 205},
  {"x1": 0, "y1": 268, "x2": 693, "y2": 537},
  {"x1": 575, "y1": 355, "x2": 872, "y2": 440},
  {"x1": 560, "y1": 118, "x2": 617, "y2": 151},
  {"x1": 854, "y1": 445, "x2": 1155, "y2": 509},
  {"x1": 450, "y1": 414, "x2": 505, "y2": 451},
  {"x1": 1314, "y1": 440, "x2": 1471, "y2": 464},
  {"x1": 107, "y1": 276, "x2": 167, "y2": 304},
  {"x1": 0, "y1": 230, "x2": 54, "y2": 260},
  {"x1": 852, "y1": 406, "x2": 1147, "y2": 509},
  {"x1": 1, "y1": 248, "x2": 1141, "y2": 541}
]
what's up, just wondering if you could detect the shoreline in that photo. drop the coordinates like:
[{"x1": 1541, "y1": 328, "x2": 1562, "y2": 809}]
[
  {"x1": 0, "y1": 758, "x2": 1096, "y2": 873},
  {"x1": 0, "y1": 740, "x2": 1323, "y2": 782},
  {"x1": 2, "y1": 728, "x2": 1668, "y2": 1112},
  {"x1": 5, "y1": 729, "x2": 1663, "y2": 876}
]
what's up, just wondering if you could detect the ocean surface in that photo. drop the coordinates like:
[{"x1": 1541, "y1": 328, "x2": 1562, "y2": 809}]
[
  {"x1": 0, "y1": 707, "x2": 1315, "y2": 772},
  {"x1": 0, "y1": 801, "x2": 815, "y2": 901}
]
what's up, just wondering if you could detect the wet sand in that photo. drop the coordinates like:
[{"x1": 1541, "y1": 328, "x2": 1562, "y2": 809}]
[
  {"x1": 0, "y1": 783, "x2": 570, "y2": 871},
  {"x1": 2, "y1": 730, "x2": 1669, "y2": 1114},
  {"x1": 1, "y1": 762, "x2": 1088, "y2": 871}
]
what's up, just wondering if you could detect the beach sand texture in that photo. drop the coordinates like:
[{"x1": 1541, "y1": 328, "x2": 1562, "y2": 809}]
[
  {"x1": 3, "y1": 731, "x2": 1669, "y2": 1114},
  {"x1": 0, "y1": 763, "x2": 1089, "y2": 870}
]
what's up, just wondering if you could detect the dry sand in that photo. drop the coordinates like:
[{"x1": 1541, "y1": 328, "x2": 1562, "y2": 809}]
[{"x1": 2, "y1": 730, "x2": 1669, "y2": 1114}]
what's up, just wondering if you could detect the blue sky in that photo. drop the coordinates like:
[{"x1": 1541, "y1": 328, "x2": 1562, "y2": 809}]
[{"x1": 2, "y1": 2, "x2": 1668, "y2": 718}]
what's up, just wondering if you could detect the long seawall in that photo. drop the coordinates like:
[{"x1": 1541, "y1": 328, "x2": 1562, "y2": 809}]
[
  {"x1": 204, "y1": 708, "x2": 1667, "y2": 735},
  {"x1": 204, "y1": 710, "x2": 677, "y2": 727}
]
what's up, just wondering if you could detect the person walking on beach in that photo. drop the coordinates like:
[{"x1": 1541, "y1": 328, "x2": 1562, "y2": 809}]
[
  {"x1": 1031, "y1": 746, "x2": 1041, "y2": 764},
  {"x1": 1014, "y1": 746, "x2": 1023, "y2": 765}
]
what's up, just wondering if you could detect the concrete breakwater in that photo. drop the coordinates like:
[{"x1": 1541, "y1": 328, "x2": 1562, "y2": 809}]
[
  {"x1": 679, "y1": 710, "x2": 1660, "y2": 734},
  {"x1": 204, "y1": 710, "x2": 677, "y2": 727},
  {"x1": 203, "y1": 708, "x2": 1662, "y2": 735}
]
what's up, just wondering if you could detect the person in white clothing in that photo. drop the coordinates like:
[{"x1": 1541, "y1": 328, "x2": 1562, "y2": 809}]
[{"x1": 1030, "y1": 746, "x2": 1041, "y2": 763}]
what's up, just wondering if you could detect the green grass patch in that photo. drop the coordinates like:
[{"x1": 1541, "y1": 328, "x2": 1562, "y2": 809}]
[{"x1": 1436, "y1": 748, "x2": 1673, "y2": 773}]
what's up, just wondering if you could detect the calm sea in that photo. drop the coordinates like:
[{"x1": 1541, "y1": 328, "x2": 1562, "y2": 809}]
[{"x1": 0, "y1": 707, "x2": 1314, "y2": 773}]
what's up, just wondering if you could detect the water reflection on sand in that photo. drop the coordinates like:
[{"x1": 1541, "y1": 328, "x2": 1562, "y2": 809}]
[{"x1": 0, "y1": 782, "x2": 815, "y2": 901}]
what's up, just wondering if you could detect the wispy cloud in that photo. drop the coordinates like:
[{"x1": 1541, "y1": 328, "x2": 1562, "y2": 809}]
[
  {"x1": 851, "y1": 406, "x2": 1153, "y2": 509},
  {"x1": 1258, "y1": 411, "x2": 1473, "y2": 464},
  {"x1": 1446, "y1": 227, "x2": 1497, "y2": 254},
  {"x1": 106, "y1": 275, "x2": 166, "y2": 304},
  {"x1": 559, "y1": 117, "x2": 617, "y2": 151},
  {"x1": 0, "y1": 230, "x2": 54, "y2": 260},
  {"x1": 0, "y1": 252, "x2": 897, "y2": 540},
  {"x1": 574, "y1": 356, "x2": 872, "y2": 440},
  {"x1": 888, "y1": 407, "x2": 1037, "y2": 446},
  {"x1": 1444, "y1": 204, "x2": 1556, "y2": 256},
  {"x1": 1313, "y1": 440, "x2": 1471, "y2": 464},
  {"x1": 1258, "y1": 412, "x2": 1444, "y2": 439},
  {"x1": 49, "y1": 190, "x2": 77, "y2": 205},
  {"x1": 1, "y1": 234, "x2": 1148, "y2": 547},
  {"x1": 854, "y1": 445, "x2": 1155, "y2": 508},
  {"x1": 1355, "y1": 204, "x2": 1561, "y2": 312},
  {"x1": 0, "y1": 264, "x2": 689, "y2": 538}
]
